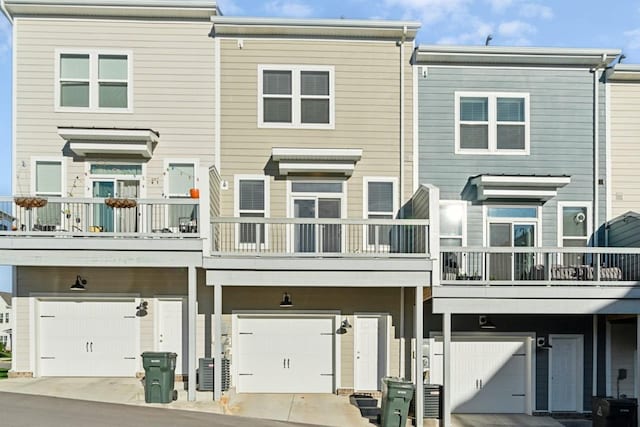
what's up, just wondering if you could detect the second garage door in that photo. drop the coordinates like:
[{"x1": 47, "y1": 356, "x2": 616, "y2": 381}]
[
  {"x1": 431, "y1": 337, "x2": 529, "y2": 413},
  {"x1": 39, "y1": 300, "x2": 138, "y2": 377},
  {"x1": 236, "y1": 316, "x2": 335, "y2": 393}
]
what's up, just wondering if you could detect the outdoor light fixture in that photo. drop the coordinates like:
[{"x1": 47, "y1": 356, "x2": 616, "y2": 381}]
[
  {"x1": 341, "y1": 318, "x2": 352, "y2": 329},
  {"x1": 279, "y1": 292, "x2": 293, "y2": 308},
  {"x1": 479, "y1": 315, "x2": 496, "y2": 329},
  {"x1": 69, "y1": 275, "x2": 87, "y2": 291},
  {"x1": 136, "y1": 300, "x2": 149, "y2": 317},
  {"x1": 536, "y1": 337, "x2": 552, "y2": 350}
]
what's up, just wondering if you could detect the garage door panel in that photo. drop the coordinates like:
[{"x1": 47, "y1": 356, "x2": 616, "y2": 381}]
[{"x1": 237, "y1": 317, "x2": 334, "y2": 393}]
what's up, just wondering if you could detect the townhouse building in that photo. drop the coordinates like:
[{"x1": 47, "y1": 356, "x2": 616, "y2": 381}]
[{"x1": 0, "y1": 292, "x2": 11, "y2": 351}]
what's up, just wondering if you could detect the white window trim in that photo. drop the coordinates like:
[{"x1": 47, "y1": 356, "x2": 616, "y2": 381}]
[
  {"x1": 163, "y1": 159, "x2": 199, "y2": 198},
  {"x1": 454, "y1": 91, "x2": 530, "y2": 155},
  {"x1": 482, "y1": 204, "x2": 542, "y2": 247},
  {"x1": 85, "y1": 161, "x2": 147, "y2": 198},
  {"x1": 363, "y1": 177, "x2": 398, "y2": 250},
  {"x1": 30, "y1": 157, "x2": 66, "y2": 196},
  {"x1": 258, "y1": 64, "x2": 335, "y2": 130},
  {"x1": 54, "y1": 48, "x2": 134, "y2": 113},
  {"x1": 557, "y1": 201, "x2": 592, "y2": 247},
  {"x1": 234, "y1": 174, "x2": 270, "y2": 249},
  {"x1": 439, "y1": 200, "x2": 467, "y2": 247}
]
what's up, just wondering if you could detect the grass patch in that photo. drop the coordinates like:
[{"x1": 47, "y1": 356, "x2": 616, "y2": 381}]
[
  {"x1": 0, "y1": 352, "x2": 11, "y2": 358},
  {"x1": 0, "y1": 368, "x2": 8, "y2": 379}
]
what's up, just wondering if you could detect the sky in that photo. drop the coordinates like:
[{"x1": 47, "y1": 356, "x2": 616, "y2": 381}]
[{"x1": 1, "y1": 0, "x2": 640, "y2": 291}]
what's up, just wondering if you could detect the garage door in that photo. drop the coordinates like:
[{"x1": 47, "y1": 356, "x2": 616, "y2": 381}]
[
  {"x1": 431, "y1": 337, "x2": 528, "y2": 413},
  {"x1": 39, "y1": 300, "x2": 138, "y2": 377},
  {"x1": 236, "y1": 316, "x2": 334, "y2": 393}
]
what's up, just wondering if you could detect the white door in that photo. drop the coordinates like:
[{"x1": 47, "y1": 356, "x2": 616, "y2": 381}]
[
  {"x1": 550, "y1": 335, "x2": 583, "y2": 412},
  {"x1": 355, "y1": 317, "x2": 381, "y2": 391},
  {"x1": 158, "y1": 300, "x2": 184, "y2": 375},
  {"x1": 236, "y1": 317, "x2": 334, "y2": 393},
  {"x1": 39, "y1": 300, "x2": 137, "y2": 377},
  {"x1": 431, "y1": 337, "x2": 528, "y2": 413}
]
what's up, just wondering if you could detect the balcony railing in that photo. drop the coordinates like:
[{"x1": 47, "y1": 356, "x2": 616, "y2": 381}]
[
  {"x1": 441, "y1": 246, "x2": 640, "y2": 285},
  {"x1": 211, "y1": 217, "x2": 430, "y2": 257},
  {"x1": 0, "y1": 196, "x2": 200, "y2": 238}
]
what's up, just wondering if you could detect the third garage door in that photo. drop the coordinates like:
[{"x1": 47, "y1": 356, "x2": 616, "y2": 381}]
[
  {"x1": 431, "y1": 337, "x2": 528, "y2": 413},
  {"x1": 236, "y1": 316, "x2": 335, "y2": 393}
]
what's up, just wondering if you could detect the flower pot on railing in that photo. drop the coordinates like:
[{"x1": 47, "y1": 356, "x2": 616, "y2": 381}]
[
  {"x1": 14, "y1": 197, "x2": 48, "y2": 209},
  {"x1": 104, "y1": 198, "x2": 137, "y2": 209},
  {"x1": 189, "y1": 188, "x2": 200, "y2": 199}
]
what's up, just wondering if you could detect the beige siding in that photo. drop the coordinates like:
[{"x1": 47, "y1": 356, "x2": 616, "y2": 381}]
[
  {"x1": 14, "y1": 18, "x2": 215, "y2": 197},
  {"x1": 610, "y1": 83, "x2": 640, "y2": 217},
  {"x1": 218, "y1": 38, "x2": 414, "y2": 219}
]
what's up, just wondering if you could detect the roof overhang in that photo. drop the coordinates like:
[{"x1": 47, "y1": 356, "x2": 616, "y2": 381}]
[
  {"x1": 610, "y1": 64, "x2": 640, "y2": 82},
  {"x1": 58, "y1": 127, "x2": 159, "y2": 158},
  {"x1": 271, "y1": 148, "x2": 363, "y2": 176},
  {"x1": 5, "y1": 0, "x2": 219, "y2": 19},
  {"x1": 471, "y1": 175, "x2": 571, "y2": 202},
  {"x1": 415, "y1": 45, "x2": 621, "y2": 68},
  {"x1": 211, "y1": 17, "x2": 420, "y2": 40}
]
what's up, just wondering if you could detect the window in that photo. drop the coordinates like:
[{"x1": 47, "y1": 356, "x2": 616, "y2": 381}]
[
  {"x1": 3, "y1": 313, "x2": 7, "y2": 323},
  {"x1": 235, "y1": 176, "x2": 269, "y2": 246},
  {"x1": 456, "y1": 92, "x2": 529, "y2": 154},
  {"x1": 440, "y1": 201, "x2": 466, "y2": 247},
  {"x1": 57, "y1": 51, "x2": 131, "y2": 111},
  {"x1": 34, "y1": 159, "x2": 63, "y2": 227},
  {"x1": 259, "y1": 65, "x2": 334, "y2": 128},
  {"x1": 166, "y1": 162, "x2": 197, "y2": 229},
  {"x1": 364, "y1": 178, "x2": 396, "y2": 246},
  {"x1": 558, "y1": 202, "x2": 591, "y2": 247},
  {"x1": 0, "y1": 314, "x2": 3, "y2": 324}
]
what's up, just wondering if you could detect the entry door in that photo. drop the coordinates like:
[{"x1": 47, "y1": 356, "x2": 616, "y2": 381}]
[
  {"x1": 93, "y1": 181, "x2": 115, "y2": 232},
  {"x1": 355, "y1": 317, "x2": 384, "y2": 391},
  {"x1": 550, "y1": 335, "x2": 583, "y2": 412},
  {"x1": 489, "y1": 223, "x2": 536, "y2": 280},
  {"x1": 92, "y1": 180, "x2": 140, "y2": 232},
  {"x1": 158, "y1": 300, "x2": 185, "y2": 375},
  {"x1": 293, "y1": 198, "x2": 341, "y2": 253}
]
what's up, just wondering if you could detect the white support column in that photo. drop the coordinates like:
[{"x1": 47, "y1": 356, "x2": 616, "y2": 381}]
[
  {"x1": 593, "y1": 315, "x2": 598, "y2": 397},
  {"x1": 636, "y1": 315, "x2": 640, "y2": 427},
  {"x1": 187, "y1": 265, "x2": 197, "y2": 402},
  {"x1": 415, "y1": 285, "x2": 424, "y2": 427},
  {"x1": 400, "y1": 287, "x2": 405, "y2": 378},
  {"x1": 213, "y1": 283, "x2": 223, "y2": 401},
  {"x1": 443, "y1": 312, "x2": 452, "y2": 427}
]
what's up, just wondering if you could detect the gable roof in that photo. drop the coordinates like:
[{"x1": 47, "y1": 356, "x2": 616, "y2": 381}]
[{"x1": 0, "y1": 292, "x2": 11, "y2": 307}]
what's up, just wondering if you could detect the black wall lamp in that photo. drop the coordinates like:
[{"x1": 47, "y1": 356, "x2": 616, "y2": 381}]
[
  {"x1": 69, "y1": 275, "x2": 87, "y2": 291},
  {"x1": 279, "y1": 292, "x2": 293, "y2": 308},
  {"x1": 479, "y1": 315, "x2": 496, "y2": 329},
  {"x1": 136, "y1": 300, "x2": 149, "y2": 317}
]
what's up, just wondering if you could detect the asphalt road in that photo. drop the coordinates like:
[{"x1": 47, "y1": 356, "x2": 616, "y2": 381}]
[{"x1": 0, "y1": 392, "x2": 323, "y2": 427}]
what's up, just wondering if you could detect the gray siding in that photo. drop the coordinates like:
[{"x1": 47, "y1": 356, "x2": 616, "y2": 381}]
[
  {"x1": 608, "y1": 216, "x2": 640, "y2": 247},
  {"x1": 418, "y1": 67, "x2": 607, "y2": 246}
]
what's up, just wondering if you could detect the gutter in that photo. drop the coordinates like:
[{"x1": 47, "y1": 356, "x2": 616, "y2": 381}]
[{"x1": 1, "y1": 0, "x2": 13, "y2": 24}]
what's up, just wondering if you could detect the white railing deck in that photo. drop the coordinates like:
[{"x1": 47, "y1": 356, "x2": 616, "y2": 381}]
[
  {"x1": 0, "y1": 196, "x2": 200, "y2": 239},
  {"x1": 211, "y1": 217, "x2": 431, "y2": 257},
  {"x1": 441, "y1": 246, "x2": 640, "y2": 286}
]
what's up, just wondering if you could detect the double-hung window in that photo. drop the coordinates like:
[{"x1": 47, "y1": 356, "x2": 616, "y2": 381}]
[
  {"x1": 365, "y1": 178, "x2": 396, "y2": 247},
  {"x1": 456, "y1": 92, "x2": 529, "y2": 154},
  {"x1": 57, "y1": 51, "x2": 131, "y2": 111},
  {"x1": 166, "y1": 162, "x2": 196, "y2": 230},
  {"x1": 34, "y1": 159, "x2": 63, "y2": 228},
  {"x1": 236, "y1": 176, "x2": 268, "y2": 246},
  {"x1": 259, "y1": 65, "x2": 334, "y2": 128},
  {"x1": 558, "y1": 202, "x2": 591, "y2": 248}
]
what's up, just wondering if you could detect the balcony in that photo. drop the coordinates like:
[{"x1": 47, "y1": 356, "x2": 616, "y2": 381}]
[
  {"x1": 211, "y1": 217, "x2": 430, "y2": 257},
  {"x1": 0, "y1": 196, "x2": 200, "y2": 238},
  {"x1": 441, "y1": 246, "x2": 640, "y2": 286}
]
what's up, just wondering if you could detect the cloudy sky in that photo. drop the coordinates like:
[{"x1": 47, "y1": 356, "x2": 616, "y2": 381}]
[{"x1": 1, "y1": 0, "x2": 640, "y2": 289}]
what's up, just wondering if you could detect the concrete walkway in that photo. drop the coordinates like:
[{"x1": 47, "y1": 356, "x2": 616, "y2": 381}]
[{"x1": 452, "y1": 414, "x2": 564, "y2": 427}]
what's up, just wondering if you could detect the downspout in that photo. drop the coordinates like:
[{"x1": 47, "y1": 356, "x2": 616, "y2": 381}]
[
  {"x1": 398, "y1": 26, "x2": 406, "y2": 211},
  {"x1": 1, "y1": 0, "x2": 13, "y2": 24},
  {"x1": 592, "y1": 54, "x2": 605, "y2": 247}
]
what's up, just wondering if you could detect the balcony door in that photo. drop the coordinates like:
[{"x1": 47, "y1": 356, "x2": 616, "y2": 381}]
[
  {"x1": 290, "y1": 181, "x2": 344, "y2": 253},
  {"x1": 89, "y1": 164, "x2": 142, "y2": 233},
  {"x1": 486, "y1": 207, "x2": 538, "y2": 281}
]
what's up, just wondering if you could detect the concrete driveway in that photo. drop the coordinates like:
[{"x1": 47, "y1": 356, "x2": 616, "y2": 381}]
[
  {"x1": 0, "y1": 378, "x2": 369, "y2": 426},
  {"x1": 451, "y1": 414, "x2": 566, "y2": 427}
]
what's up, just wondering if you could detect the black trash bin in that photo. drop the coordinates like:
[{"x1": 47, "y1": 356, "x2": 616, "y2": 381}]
[
  {"x1": 141, "y1": 352, "x2": 177, "y2": 404},
  {"x1": 593, "y1": 397, "x2": 637, "y2": 427}
]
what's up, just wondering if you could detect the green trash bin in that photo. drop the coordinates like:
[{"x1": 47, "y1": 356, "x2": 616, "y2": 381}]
[
  {"x1": 380, "y1": 377, "x2": 414, "y2": 427},
  {"x1": 142, "y1": 352, "x2": 178, "y2": 404}
]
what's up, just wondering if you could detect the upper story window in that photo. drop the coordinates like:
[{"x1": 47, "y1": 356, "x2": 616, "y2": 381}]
[
  {"x1": 258, "y1": 65, "x2": 334, "y2": 129},
  {"x1": 235, "y1": 176, "x2": 269, "y2": 246},
  {"x1": 558, "y1": 202, "x2": 591, "y2": 247},
  {"x1": 364, "y1": 178, "x2": 397, "y2": 247},
  {"x1": 440, "y1": 201, "x2": 466, "y2": 247},
  {"x1": 455, "y1": 92, "x2": 529, "y2": 155},
  {"x1": 57, "y1": 50, "x2": 132, "y2": 112}
]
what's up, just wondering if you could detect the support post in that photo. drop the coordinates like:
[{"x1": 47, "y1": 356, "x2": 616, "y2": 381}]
[
  {"x1": 400, "y1": 287, "x2": 405, "y2": 379},
  {"x1": 443, "y1": 312, "x2": 452, "y2": 427},
  {"x1": 415, "y1": 285, "x2": 424, "y2": 427},
  {"x1": 188, "y1": 265, "x2": 197, "y2": 401},
  {"x1": 214, "y1": 283, "x2": 223, "y2": 401},
  {"x1": 636, "y1": 315, "x2": 640, "y2": 427}
]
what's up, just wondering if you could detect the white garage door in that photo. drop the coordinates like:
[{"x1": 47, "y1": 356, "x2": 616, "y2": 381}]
[
  {"x1": 236, "y1": 316, "x2": 334, "y2": 393},
  {"x1": 431, "y1": 337, "x2": 528, "y2": 413},
  {"x1": 39, "y1": 300, "x2": 138, "y2": 377}
]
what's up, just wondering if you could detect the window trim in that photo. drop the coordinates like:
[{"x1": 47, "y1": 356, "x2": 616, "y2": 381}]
[
  {"x1": 557, "y1": 201, "x2": 592, "y2": 247},
  {"x1": 55, "y1": 49, "x2": 133, "y2": 113},
  {"x1": 31, "y1": 157, "x2": 66, "y2": 196},
  {"x1": 439, "y1": 200, "x2": 467, "y2": 247},
  {"x1": 482, "y1": 204, "x2": 542, "y2": 247},
  {"x1": 164, "y1": 159, "x2": 199, "y2": 198},
  {"x1": 258, "y1": 64, "x2": 335, "y2": 129},
  {"x1": 363, "y1": 177, "x2": 398, "y2": 250},
  {"x1": 234, "y1": 174, "x2": 270, "y2": 249},
  {"x1": 455, "y1": 91, "x2": 530, "y2": 155}
]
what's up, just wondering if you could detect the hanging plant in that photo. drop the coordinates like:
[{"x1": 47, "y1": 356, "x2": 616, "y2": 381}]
[
  {"x1": 14, "y1": 197, "x2": 48, "y2": 209},
  {"x1": 104, "y1": 198, "x2": 137, "y2": 209}
]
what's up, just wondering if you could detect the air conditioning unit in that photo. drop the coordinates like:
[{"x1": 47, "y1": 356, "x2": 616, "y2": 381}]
[{"x1": 197, "y1": 358, "x2": 231, "y2": 391}]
